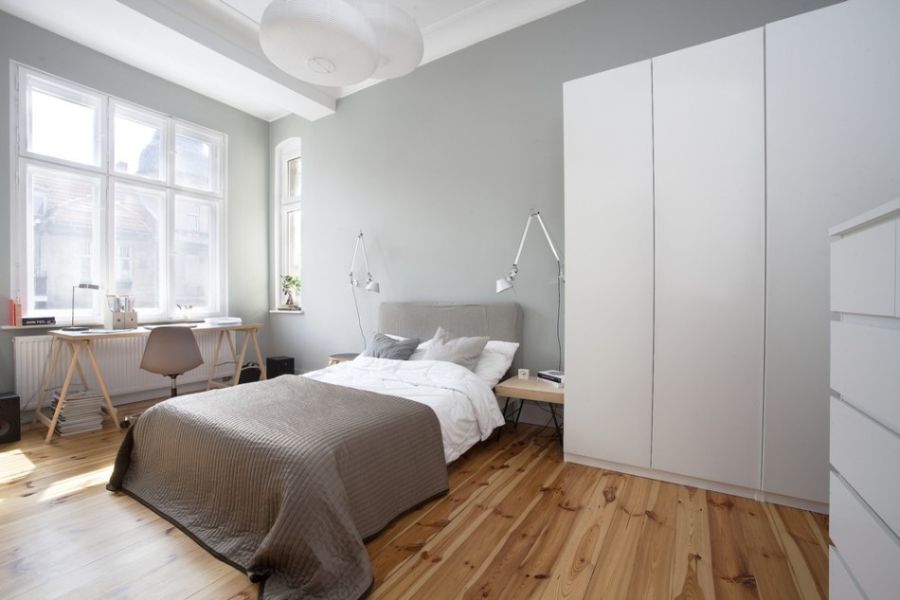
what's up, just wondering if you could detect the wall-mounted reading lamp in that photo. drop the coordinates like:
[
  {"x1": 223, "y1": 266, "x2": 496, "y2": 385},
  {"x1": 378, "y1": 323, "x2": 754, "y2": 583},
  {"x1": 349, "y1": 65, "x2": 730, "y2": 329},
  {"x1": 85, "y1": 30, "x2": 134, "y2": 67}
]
[
  {"x1": 349, "y1": 231, "x2": 380, "y2": 293},
  {"x1": 496, "y1": 210, "x2": 563, "y2": 293}
]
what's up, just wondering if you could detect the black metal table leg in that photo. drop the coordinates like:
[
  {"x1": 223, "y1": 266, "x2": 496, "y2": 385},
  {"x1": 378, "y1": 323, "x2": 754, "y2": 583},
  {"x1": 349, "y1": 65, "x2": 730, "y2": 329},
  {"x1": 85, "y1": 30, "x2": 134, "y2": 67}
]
[
  {"x1": 496, "y1": 397, "x2": 512, "y2": 442},
  {"x1": 549, "y1": 403, "x2": 562, "y2": 444},
  {"x1": 514, "y1": 398, "x2": 525, "y2": 429}
]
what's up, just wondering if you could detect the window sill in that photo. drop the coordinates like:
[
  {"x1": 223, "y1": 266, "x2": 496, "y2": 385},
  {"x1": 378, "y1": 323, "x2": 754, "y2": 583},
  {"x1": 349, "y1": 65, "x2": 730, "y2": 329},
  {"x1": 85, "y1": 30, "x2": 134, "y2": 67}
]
[{"x1": 270, "y1": 308, "x2": 305, "y2": 315}]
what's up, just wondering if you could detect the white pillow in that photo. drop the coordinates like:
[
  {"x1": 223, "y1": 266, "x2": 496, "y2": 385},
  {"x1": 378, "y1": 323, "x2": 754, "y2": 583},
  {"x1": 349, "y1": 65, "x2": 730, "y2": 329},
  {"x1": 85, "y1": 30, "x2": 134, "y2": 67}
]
[{"x1": 473, "y1": 340, "x2": 520, "y2": 388}]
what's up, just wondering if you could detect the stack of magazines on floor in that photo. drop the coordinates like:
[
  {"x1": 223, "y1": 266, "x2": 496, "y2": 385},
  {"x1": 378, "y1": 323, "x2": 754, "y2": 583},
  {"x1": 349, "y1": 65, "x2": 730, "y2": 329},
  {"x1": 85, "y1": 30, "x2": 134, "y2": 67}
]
[{"x1": 46, "y1": 391, "x2": 104, "y2": 436}]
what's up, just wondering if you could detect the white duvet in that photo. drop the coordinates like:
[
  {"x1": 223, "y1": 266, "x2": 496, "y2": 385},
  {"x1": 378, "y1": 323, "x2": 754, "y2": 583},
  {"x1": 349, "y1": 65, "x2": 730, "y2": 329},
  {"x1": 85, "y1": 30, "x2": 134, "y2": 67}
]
[{"x1": 304, "y1": 356, "x2": 505, "y2": 463}]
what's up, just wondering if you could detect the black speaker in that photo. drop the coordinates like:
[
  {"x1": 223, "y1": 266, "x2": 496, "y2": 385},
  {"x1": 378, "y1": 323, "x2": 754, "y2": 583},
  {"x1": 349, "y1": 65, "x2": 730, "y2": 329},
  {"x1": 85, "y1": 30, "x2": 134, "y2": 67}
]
[
  {"x1": 239, "y1": 362, "x2": 261, "y2": 384},
  {"x1": 0, "y1": 393, "x2": 21, "y2": 444},
  {"x1": 267, "y1": 356, "x2": 295, "y2": 379}
]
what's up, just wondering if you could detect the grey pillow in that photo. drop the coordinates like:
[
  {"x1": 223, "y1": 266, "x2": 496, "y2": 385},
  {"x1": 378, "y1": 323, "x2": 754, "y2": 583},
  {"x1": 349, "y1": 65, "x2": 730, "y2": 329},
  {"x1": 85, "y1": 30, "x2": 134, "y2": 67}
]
[
  {"x1": 363, "y1": 333, "x2": 420, "y2": 360},
  {"x1": 422, "y1": 327, "x2": 489, "y2": 371}
]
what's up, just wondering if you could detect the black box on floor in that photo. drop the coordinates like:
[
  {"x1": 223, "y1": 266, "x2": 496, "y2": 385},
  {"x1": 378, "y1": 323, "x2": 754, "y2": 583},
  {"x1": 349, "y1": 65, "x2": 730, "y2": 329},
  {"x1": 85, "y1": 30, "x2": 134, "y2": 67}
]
[
  {"x1": 239, "y1": 363, "x2": 261, "y2": 384},
  {"x1": 267, "y1": 356, "x2": 295, "y2": 379},
  {"x1": 0, "y1": 392, "x2": 21, "y2": 444}
]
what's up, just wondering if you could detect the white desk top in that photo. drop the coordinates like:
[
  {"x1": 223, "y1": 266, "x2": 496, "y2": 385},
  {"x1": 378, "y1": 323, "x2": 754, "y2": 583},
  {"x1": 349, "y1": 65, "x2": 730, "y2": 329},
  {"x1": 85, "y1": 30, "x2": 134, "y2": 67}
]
[{"x1": 49, "y1": 322, "x2": 263, "y2": 340}]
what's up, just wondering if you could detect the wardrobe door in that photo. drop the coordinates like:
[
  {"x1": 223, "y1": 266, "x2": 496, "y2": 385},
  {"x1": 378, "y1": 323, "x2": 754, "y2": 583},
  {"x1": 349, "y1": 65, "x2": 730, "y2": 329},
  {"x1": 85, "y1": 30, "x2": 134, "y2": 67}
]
[
  {"x1": 563, "y1": 61, "x2": 654, "y2": 467},
  {"x1": 652, "y1": 29, "x2": 765, "y2": 488}
]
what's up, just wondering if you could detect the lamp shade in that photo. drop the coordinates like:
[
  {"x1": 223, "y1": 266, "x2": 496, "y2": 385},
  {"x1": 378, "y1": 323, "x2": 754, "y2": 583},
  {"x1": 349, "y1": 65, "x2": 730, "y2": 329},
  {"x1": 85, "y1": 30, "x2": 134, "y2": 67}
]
[
  {"x1": 260, "y1": 0, "x2": 378, "y2": 86},
  {"x1": 496, "y1": 277, "x2": 513, "y2": 294},
  {"x1": 358, "y1": 2, "x2": 423, "y2": 79}
]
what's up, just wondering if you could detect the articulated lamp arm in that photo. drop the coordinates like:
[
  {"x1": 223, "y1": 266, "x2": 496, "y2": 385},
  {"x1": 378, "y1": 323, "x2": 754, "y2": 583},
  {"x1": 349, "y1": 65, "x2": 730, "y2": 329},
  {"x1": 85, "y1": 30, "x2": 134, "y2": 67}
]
[{"x1": 496, "y1": 211, "x2": 563, "y2": 293}]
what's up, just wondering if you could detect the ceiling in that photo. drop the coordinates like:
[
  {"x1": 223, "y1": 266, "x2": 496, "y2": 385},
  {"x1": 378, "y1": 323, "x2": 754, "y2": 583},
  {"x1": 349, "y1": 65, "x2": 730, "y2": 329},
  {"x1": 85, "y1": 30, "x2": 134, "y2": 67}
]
[{"x1": 0, "y1": 0, "x2": 585, "y2": 122}]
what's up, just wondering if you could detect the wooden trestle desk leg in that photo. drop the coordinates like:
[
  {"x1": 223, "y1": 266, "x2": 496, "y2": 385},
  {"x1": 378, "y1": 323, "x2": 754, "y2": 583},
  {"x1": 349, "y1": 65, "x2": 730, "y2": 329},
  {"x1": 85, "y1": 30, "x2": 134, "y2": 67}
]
[
  {"x1": 83, "y1": 340, "x2": 120, "y2": 429},
  {"x1": 45, "y1": 341, "x2": 81, "y2": 443},
  {"x1": 207, "y1": 330, "x2": 225, "y2": 389},
  {"x1": 32, "y1": 338, "x2": 62, "y2": 427},
  {"x1": 231, "y1": 332, "x2": 250, "y2": 386},
  {"x1": 250, "y1": 328, "x2": 266, "y2": 380}
]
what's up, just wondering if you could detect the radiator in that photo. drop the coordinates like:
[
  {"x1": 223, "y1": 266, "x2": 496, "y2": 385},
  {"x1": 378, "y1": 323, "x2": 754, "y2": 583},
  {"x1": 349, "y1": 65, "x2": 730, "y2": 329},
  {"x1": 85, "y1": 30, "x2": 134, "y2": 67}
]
[{"x1": 14, "y1": 333, "x2": 237, "y2": 411}]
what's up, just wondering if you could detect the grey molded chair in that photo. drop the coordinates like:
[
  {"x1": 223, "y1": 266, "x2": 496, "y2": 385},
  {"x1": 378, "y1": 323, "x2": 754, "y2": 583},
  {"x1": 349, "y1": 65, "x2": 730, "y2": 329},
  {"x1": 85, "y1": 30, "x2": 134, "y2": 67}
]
[{"x1": 140, "y1": 327, "x2": 204, "y2": 397}]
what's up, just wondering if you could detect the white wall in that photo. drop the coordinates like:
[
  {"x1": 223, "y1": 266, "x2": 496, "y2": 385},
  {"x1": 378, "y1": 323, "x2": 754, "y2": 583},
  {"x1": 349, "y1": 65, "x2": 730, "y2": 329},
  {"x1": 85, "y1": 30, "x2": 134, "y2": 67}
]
[{"x1": 764, "y1": 0, "x2": 900, "y2": 502}]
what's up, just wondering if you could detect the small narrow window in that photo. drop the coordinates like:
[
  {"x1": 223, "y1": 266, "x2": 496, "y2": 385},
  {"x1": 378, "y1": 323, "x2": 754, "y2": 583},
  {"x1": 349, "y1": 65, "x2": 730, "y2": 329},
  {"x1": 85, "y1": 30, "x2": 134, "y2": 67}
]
[{"x1": 273, "y1": 139, "x2": 302, "y2": 310}]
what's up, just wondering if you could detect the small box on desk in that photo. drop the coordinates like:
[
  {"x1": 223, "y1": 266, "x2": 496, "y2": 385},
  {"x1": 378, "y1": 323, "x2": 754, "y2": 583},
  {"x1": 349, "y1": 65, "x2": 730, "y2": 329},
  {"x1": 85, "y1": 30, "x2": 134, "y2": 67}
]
[{"x1": 104, "y1": 310, "x2": 138, "y2": 330}]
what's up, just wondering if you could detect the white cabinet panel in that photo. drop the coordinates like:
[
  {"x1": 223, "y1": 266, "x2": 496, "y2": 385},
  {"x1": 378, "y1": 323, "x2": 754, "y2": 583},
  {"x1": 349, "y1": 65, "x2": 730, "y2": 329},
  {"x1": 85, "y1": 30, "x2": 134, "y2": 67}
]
[
  {"x1": 830, "y1": 472, "x2": 900, "y2": 600},
  {"x1": 830, "y1": 219, "x2": 896, "y2": 316},
  {"x1": 563, "y1": 61, "x2": 654, "y2": 467},
  {"x1": 651, "y1": 29, "x2": 765, "y2": 488},
  {"x1": 831, "y1": 320, "x2": 900, "y2": 434},
  {"x1": 830, "y1": 548, "x2": 865, "y2": 600},
  {"x1": 831, "y1": 397, "x2": 900, "y2": 537},
  {"x1": 896, "y1": 221, "x2": 900, "y2": 318}
]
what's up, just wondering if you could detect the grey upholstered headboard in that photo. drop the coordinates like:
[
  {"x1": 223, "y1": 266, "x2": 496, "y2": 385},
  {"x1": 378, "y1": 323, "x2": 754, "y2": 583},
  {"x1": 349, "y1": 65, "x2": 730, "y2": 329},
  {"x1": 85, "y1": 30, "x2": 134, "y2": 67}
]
[{"x1": 378, "y1": 302, "x2": 523, "y2": 351}]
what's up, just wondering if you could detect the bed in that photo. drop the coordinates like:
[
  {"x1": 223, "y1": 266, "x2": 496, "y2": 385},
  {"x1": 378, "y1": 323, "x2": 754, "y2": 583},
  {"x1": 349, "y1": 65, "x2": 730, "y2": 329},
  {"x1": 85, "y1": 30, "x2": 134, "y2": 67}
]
[{"x1": 107, "y1": 302, "x2": 521, "y2": 600}]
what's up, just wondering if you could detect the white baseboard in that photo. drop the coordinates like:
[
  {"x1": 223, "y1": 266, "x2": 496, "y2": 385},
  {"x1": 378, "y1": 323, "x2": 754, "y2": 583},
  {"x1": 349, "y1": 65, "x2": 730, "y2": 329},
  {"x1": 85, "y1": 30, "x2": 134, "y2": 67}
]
[{"x1": 564, "y1": 452, "x2": 828, "y2": 514}]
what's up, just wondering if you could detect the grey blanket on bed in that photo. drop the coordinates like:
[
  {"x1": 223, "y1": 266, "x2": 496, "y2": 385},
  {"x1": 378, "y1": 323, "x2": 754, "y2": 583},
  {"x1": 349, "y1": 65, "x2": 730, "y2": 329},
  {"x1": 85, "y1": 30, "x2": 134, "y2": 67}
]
[{"x1": 107, "y1": 376, "x2": 448, "y2": 600}]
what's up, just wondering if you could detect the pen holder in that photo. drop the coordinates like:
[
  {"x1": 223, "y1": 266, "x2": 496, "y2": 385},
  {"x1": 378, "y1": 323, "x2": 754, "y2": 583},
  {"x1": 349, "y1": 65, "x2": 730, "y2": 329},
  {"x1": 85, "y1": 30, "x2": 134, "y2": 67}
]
[{"x1": 104, "y1": 310, "x2": 138, "y2": 330}]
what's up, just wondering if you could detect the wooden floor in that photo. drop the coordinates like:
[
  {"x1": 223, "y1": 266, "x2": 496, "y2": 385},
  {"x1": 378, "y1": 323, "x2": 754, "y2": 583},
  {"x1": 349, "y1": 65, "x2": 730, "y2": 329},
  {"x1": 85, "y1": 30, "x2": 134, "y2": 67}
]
[{"x1": 1, "y1": 401, "x2": 829, "y2": 599}]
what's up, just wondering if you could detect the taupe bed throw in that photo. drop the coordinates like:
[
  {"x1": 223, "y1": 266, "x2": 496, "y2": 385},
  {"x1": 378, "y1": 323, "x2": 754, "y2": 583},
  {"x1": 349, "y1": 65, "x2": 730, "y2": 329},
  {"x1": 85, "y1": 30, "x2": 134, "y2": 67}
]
[{"x1": 108, "y1": 376, "x2": 448, "y2": 600}]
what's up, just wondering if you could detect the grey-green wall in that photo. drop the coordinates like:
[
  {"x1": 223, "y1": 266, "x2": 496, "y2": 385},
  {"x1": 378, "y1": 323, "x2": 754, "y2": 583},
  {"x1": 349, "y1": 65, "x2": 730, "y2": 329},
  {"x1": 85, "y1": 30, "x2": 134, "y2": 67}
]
[
  {"x1": 267, "y1": 0, "x2": 839, "y2": 375},
  {"x1": 0, "y1": 11, "x2": 270, "y2": 394}
]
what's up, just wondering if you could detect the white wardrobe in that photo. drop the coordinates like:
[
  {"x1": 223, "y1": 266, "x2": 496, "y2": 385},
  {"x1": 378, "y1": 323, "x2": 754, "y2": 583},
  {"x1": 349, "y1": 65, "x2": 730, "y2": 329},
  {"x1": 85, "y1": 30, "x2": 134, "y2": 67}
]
[{"x1": 565, "y1": 0, "x2": 900, "y2": 510}]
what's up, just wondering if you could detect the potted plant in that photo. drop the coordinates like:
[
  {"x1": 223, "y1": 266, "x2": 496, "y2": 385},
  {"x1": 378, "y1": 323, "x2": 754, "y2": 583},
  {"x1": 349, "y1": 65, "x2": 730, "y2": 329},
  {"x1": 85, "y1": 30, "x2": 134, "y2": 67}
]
[{"x1": 281, "y1": 275, "x2": 301, "y2": 309}]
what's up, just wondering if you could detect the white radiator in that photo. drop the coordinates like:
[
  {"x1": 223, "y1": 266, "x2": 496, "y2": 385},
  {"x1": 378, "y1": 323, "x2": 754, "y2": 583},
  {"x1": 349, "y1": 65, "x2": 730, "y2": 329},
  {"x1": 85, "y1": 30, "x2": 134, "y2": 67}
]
[{"x1": 14, "y1": 333, "x2": 236, "y2": 411}]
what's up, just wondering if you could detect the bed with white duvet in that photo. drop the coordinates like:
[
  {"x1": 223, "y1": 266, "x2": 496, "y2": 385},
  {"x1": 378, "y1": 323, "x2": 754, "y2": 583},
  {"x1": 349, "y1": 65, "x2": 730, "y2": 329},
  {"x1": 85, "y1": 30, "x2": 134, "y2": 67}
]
[{"x1": 305, "y1": 356, "x2": 506, "y2": 463}]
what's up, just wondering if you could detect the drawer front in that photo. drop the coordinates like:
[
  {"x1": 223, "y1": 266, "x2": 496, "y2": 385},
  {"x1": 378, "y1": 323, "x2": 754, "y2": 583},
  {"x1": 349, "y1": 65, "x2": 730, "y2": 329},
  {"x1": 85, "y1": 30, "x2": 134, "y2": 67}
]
[
  {"x1": 831, "y1": 321, "x2": 900, "y2": 434},
  {"x1": 830, "y1": 397, "x2": 900, "y2": 537},
  {"x1": 830, "y1": 472, "x2": 900, "y2": 600},
  {"x1": 830, "y1": 548, "x2": 865, "y2": 600},
  {"x1": 830, "y1": 218, "x2": 896, "y2": 316}
]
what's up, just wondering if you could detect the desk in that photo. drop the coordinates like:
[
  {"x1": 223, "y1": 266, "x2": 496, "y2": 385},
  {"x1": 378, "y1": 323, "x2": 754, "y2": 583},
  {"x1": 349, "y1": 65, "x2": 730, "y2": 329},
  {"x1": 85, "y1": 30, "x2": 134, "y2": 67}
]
[{"x1": 33, "y1": 323, "x2": 266, "y2": 442}]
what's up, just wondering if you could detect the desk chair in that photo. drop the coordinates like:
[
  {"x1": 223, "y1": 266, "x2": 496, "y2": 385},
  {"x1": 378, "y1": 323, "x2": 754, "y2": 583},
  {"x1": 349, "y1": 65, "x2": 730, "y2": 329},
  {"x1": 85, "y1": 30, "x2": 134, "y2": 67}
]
[{"x1": 140, "y1": 327, "x2": 204, "y2": 397}]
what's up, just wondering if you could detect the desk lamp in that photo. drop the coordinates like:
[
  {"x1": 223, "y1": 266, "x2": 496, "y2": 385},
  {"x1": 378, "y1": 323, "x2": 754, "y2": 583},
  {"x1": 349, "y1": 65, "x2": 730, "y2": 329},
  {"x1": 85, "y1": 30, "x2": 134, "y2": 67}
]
[{"x1": 62, "y1": 283, "x2": 100, "y2": 331}]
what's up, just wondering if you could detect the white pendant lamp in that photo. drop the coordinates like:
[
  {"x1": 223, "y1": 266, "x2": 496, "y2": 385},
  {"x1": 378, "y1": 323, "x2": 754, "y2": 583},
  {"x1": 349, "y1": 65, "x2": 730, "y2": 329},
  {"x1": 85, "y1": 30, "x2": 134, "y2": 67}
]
[
  {"x1": 358, "y1": 2, "x2": 424, "y2": 79},
  {"x1": 259, "y1": 0, "x2": 378, "y2": 86}
]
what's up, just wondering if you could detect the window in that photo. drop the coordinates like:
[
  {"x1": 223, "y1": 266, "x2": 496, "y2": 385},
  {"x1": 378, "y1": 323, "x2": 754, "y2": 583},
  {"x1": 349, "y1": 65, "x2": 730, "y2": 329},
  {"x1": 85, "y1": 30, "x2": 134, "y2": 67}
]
[
  {"x1": 12, "y1": 65, "x2": 227, "y2": 323},
  {"x1": 272, "y1": 139, "x2": 302, "y2": 309}
]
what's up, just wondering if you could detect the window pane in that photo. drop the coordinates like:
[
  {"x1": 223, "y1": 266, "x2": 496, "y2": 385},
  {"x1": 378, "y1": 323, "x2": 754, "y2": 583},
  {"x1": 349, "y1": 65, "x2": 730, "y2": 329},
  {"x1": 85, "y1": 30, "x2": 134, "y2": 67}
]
[
  {"x1": 174, "y1": 123, "x2": 223, "y2": 193},
  {"x1": 26, "y1": 164, "x2": 103, "y2": 314},
  {"x1": 287, "y1": 157, "x2": 301, "y2": 199},
  {"x1": 285, "y1": 208, "x2": 301, "y2": 280},
  {"x1": 173, "y1": 195, "x2": 219, "y2": 311},
  {"x1": 25, "y1": 73, "x2": 103, "y2": 167},
  {"x1": 113, "y1": 103, "x2": 166, "y2": 181},
  {"x1": 113, "y1": 182, "x2": 165, "y2": 312}
]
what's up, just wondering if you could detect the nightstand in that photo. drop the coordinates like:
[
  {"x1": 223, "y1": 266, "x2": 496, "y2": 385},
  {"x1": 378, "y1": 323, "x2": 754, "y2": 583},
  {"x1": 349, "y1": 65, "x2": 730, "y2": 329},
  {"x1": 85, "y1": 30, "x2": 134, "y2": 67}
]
[
  {"x1": 327, "y1": 353, "x2": 358, "y2": 366},
  {"x1": 494, "y1": 375, "x2": 564, "y2": 442}
]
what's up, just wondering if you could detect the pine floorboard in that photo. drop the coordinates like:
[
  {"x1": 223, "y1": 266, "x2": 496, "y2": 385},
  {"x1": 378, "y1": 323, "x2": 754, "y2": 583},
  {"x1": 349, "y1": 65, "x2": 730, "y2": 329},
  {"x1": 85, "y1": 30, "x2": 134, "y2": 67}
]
[{"x1": 0, "y1": 400, "x2": 829, "y2": 599}]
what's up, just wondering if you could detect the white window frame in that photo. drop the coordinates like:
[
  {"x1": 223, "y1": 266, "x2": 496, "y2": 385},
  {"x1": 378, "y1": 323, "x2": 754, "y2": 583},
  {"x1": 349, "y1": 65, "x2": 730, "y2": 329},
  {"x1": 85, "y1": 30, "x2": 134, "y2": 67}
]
[
  {"x1": 9, "y1": 62, "x2": 228, "y2": 324},
  {"x1": 271, "y1": 138, "x2": 302, "y2": 311}
]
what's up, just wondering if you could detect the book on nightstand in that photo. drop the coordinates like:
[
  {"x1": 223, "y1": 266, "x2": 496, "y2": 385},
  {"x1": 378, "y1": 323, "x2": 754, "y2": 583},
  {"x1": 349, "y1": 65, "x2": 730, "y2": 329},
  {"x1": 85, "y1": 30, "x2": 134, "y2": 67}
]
[{"x1": 537, "y1": 370, "x2": 565, "y2": 387}]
